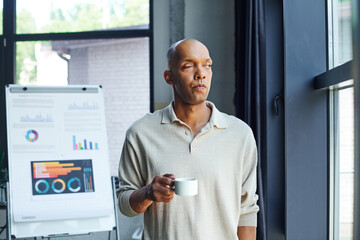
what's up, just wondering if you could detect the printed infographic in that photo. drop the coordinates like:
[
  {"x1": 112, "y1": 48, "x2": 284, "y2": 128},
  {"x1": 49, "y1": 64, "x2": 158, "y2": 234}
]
[{"x1": 31, "y1": 159, "x2": 95, "y2": 195}]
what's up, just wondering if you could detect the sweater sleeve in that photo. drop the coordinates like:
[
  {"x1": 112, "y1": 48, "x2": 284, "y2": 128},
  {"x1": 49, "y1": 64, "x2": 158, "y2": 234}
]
[
  {"x1": 116, "y1": 134, "x2": 144, "y2": 217},
  {"x1": 238, "y1": 130, "x2": 260, "y2": 227}
]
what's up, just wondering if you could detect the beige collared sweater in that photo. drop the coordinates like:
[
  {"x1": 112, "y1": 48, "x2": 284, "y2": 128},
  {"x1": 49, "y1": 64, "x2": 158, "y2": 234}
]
[{"x1": 117, "y1": 102, "x2": 259, "y2": 240}]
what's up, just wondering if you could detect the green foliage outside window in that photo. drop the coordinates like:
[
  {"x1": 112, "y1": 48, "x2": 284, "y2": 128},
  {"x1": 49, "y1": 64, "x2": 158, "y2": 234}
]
[
  {"x1": 0, "y1": 11, "x2": 2, "y2": 34},
  {"x1": 16, "y1": 10, "x2": 37, "y2": 84}
]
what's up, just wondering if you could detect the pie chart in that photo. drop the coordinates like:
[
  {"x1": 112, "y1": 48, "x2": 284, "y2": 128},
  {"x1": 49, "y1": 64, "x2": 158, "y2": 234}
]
[{"x1": 25, "y1": 130, "x2": 39, "y2": 142}]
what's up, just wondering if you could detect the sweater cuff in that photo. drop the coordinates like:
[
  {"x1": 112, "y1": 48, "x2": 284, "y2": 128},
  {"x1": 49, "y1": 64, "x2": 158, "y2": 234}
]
[
  {"x1": 238, "y1": 212, "x2": 258, "y2": 227},
  {"x1": 119, "y1": 190, "x2": 140, "y2": 217}
]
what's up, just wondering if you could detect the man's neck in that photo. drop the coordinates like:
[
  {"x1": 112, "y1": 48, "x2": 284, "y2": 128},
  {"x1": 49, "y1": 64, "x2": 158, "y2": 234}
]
[{"x1": 173, "y1": 100, "x2": 212, "y2": 136}]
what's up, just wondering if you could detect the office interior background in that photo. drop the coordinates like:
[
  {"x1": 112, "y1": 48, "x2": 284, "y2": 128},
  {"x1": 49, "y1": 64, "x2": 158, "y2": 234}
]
[{"x1": 0, "y1": 0, "x2": 359, "y2": 239}]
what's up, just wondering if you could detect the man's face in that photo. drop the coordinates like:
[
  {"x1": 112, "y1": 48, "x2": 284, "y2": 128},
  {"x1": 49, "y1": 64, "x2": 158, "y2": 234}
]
[{"x1": 166, "y1": 40, "x2": 213, "y2": 105}]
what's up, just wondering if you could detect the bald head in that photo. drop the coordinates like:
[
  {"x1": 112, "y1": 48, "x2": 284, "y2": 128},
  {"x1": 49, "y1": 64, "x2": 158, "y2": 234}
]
[
  {"x1": 163, "y1": 38, "x2": 213, "y2": 105},
  {"x1": 166, "y1": 39, "x2": 209, "y2": 71}
]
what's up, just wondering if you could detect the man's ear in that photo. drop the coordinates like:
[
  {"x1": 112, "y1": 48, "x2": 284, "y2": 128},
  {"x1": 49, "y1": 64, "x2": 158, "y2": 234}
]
[{"x1": 164, "y1": 70, "x2": 175, "y2": 86}]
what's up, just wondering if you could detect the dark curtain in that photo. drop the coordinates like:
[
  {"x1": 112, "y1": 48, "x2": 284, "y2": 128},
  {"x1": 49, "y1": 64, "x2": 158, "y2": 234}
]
[{"x1": 235, "y1": 0, "x2": 266, "y2": 239}]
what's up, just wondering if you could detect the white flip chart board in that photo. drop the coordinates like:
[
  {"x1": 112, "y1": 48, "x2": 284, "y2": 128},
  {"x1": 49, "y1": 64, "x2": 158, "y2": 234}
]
[{"x1": 5, "y1": 85, "x2": 115, "y2": 238}]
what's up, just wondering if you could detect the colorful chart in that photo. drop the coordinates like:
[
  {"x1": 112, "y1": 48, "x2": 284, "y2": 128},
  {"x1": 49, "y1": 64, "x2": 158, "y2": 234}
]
[
  {"x1": 31, "y1": 159, "x2": 95, "y2": 195},
  {"x1": 73, "y1": 135, "x2": 99, "y2": 151},
  {"x1": 34, "y1": 180, "x2": 49, "y2": 194},
  {"x1": 25, "y1": 130, "x2": 39, "y2": 142}
]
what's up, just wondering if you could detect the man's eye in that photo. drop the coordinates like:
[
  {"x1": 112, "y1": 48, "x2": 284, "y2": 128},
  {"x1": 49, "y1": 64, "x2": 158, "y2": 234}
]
[
  {"x1": 205, "y1": 64, "x2": 212, "y2": 69},
  {"x1": 183, "y1": 65, "x2": 193, "y2": 68}
]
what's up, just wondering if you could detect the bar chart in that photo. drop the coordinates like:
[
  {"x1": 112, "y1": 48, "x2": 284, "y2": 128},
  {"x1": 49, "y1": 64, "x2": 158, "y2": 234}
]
[
  {"x1": 20, "y1": 113, "x2": 53, "y2": 123},
  {"x1": 73, "y1": 135, "x2": 99, "y2": 151},
  {"x1": 33, "y1": 162, "x2": 81, "y2": 179}
]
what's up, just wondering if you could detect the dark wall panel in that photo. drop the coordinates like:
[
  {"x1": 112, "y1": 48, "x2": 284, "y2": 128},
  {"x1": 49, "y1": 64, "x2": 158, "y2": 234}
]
[
  {"x1": 265, "y1": 0, "x2": 285, "y2": 239},
  {"x1": 283, "y1": 0, "x2": 328, "y2": 239}
]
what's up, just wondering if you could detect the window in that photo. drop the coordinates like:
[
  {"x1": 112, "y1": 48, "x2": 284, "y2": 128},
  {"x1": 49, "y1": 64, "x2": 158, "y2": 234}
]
[
  {"x1": 330, "y1": 85, "x2": 354, "y2": 239},
  {"x1": 15, "y1": 38, "x2": 150, "y2": 175},
  {"x1": 1, "y1": 0, "x2": 153, "y2": 176},
  {"x1": 0, "y1": 1, "x2": 2, "y2": 35},
  {"x1": 328, "y1": 0, "x2": 354, "y2": 239},
  {"x1": 328, "y1": 0, "x2": 352, "y2": 67},
  {"x1": 16, "y1": 0, "x2": 149, "y2": 34}
]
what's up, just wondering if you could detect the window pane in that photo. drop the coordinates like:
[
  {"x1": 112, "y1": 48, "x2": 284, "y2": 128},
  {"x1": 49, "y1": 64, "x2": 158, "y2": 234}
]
[
  {"x1": 330, "y1": 0, "x2": 352, "y2": 67},
  {"x1": 338, "y1": 87, "x2": 354, "y2": 240},
  {"x1": 16, "y1": 41, "x2": 67, "y2": 85},
  {"x1": 16, "y1": 38, "x2": 150, "y2": 175},
  {"x1": 0, "y1": 1, "x2": 2, "y2": 35},
  {"x1": 16, "y1": 0, "x2": 149, "y2": 34},
  {"x1": 329, "y1": 0, "x2": 354, "y2": 237}
]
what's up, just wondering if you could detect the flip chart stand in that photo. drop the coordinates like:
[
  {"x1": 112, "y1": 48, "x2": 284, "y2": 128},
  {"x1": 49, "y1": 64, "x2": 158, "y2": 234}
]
[
  {"x1": 5, "y1": 85, "x2": 118, "y2": 239},
  {"x1": 111, "y1": 177, "x2": 121, "y2": 240},
  {"x1": 6, "y1": 182, "x2": 11, "y2": 240}
]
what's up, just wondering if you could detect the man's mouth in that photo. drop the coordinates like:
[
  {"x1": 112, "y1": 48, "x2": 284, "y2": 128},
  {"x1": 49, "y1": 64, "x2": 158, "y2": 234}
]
[{"x1": 193, "y1": 84, "x2": 206, "y2": 90}]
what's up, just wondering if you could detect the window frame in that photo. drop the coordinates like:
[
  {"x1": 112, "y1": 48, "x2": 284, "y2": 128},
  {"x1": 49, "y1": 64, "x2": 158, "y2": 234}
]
[
  {"x1": 328, "y1": 85, "x2": 355, "y2": 240},
  {"x1": 314, "y1": 0, "x2": 359, "y2": 238},
  {"x1": 352, "y1": 0, "x2": 360, "y2": 238}
]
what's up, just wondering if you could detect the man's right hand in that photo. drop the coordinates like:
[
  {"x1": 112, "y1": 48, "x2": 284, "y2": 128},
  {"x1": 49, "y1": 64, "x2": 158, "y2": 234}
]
[
  {"x1": 146, "y1": 174, "x2": 175, "y2": 202},
  {"x1": 130, "y1": 174, "x2": 175, "y2": 214}
]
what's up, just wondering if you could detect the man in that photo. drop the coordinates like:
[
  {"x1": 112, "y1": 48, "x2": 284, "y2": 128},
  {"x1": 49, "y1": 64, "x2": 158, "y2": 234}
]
[{"x1": 117, "y1": 39, "x2": 259, "y2": 239}]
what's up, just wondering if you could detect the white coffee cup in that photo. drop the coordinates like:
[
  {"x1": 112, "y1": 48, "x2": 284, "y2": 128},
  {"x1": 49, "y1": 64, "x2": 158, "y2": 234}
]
[{"x1": 174, "y1": 178, "x2": 198, "y2": 196}]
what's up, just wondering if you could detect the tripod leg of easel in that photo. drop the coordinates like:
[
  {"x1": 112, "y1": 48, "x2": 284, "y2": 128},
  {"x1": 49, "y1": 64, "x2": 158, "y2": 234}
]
[
  {"x1": 111, "y1": 177, "x2": 121, "y2": 240},
  {"x1": 6, "y1": 181, "x2": 11, "y2": 240}
]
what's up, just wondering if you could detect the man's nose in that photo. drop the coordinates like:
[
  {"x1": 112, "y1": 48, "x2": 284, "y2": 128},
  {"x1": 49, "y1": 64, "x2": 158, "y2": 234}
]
[{"x1": 194, "y1": 67, "x2": 206, "y2": 79}]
